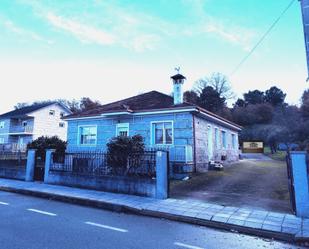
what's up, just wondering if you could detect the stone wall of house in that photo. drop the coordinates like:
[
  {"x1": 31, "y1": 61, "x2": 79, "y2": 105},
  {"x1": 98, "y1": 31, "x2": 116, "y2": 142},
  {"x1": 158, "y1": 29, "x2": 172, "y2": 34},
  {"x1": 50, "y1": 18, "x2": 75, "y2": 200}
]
[
  {"x1": 66, "y1": 112, "x2": 193, "y2": 153},
  {"x1": 194, "y1": 115, "x2": 240, "y2": 172}
]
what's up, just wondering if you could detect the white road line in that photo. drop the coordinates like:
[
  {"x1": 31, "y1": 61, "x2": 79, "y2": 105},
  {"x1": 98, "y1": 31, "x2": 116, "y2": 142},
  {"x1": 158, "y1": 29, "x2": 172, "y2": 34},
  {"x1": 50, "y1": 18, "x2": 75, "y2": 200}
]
[
  {"x1": 0, "y1": 202, "x2": 9, "y2": 205},
  {"x1": 85, "y1": 221, "x2": 128, "y2": 233},
  {"x1": 174, "y1": 242, "x2": 204, "y2": 249},
  {"x1": 27, "y1": 209, "x2": 57, "y2": 216}
]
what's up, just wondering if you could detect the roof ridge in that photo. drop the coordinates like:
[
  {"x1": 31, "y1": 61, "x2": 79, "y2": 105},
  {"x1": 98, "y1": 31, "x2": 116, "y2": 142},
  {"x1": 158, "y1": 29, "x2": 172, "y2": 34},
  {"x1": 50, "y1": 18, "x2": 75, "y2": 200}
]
[
  {"x1": 77, "y1": 91, "x2": 170, "y2": 115},
  {"x1": 0, "y1": 101, "x2": 59, "y2": 118},
  {"x1": 100, "y1": 90, "x2": 168, "y2": 108}
]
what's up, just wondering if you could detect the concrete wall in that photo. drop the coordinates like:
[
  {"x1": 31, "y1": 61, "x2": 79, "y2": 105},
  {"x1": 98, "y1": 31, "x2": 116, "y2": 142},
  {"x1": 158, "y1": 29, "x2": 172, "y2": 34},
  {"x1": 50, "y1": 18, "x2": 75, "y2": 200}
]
[
  {"x1": 45, "y1": 172, "x2": 156, "y2": 197},
  {"x1": 290, "y1": 151, "x2": 309, "y2": 218},
  {"x1": 0, "y1": 167, "x2": 26, "y2": 180},
  {"x1": 30, "y1": 103, "x2": 70, "y2": 141},
  {"x1": 44, "y1": 150, "x2": 168, "y2": 199},
  {"x1": 0, "y1": 150, "x2": 34, "y2": 181},
  {"x1": 194, "y1": 115, "x2": 239, "y2": 172}
]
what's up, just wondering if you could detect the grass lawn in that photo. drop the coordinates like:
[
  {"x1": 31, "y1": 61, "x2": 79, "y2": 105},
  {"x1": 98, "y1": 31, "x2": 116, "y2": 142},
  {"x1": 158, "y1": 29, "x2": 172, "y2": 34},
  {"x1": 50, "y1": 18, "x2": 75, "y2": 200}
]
[{"x1": 264, "y1": 147, "x2": 286, "y2": 161}]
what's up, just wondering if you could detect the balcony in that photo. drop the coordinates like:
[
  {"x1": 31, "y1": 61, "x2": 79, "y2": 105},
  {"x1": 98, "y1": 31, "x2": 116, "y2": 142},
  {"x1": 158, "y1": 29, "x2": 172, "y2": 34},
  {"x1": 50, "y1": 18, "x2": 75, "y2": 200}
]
[{"x1": 9, "y1": 126, "x2": 33, "y2": 135}]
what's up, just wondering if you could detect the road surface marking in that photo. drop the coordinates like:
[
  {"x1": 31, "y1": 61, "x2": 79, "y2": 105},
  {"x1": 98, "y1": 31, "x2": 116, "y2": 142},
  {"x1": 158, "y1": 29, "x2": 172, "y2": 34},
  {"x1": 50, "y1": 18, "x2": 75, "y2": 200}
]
[
  {"x1": 0, "y1": 202, "x2": 9, "y2": 205},
  {"x1": 27, "y1": 209, "x2": 57, "y2": 216},
  {"x1": 85, "y1": 221, "x2": 128, "y2": 233},
  {"x1": 174, "y1": 242, "x2": 204, "y2": 249}
]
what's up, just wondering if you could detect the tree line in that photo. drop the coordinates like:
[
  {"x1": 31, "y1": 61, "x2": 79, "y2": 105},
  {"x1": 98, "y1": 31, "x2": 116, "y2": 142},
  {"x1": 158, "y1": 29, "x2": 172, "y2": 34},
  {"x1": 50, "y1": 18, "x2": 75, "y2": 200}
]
[
  {"x1": 14, "y1": 97, "x2": 101, "y2": 114},
  {"x1": 184, "y1": 73, "x2": 309, "y2": 152}
]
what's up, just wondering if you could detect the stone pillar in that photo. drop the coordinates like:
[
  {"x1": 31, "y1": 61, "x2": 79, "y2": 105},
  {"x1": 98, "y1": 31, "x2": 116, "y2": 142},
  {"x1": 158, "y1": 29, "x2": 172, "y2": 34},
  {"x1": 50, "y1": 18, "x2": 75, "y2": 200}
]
[
  {"x1": 44, "y1": 149, "x2": 55, "y2": 183},
  {"x1": 290, "y1": 151, "x2": 309, "y2": 217},
  {"x1": 25, "y1": 150, "x2": 36, "y2": 182},
  {"x1": 156, "y1": 151, "x2": 168, "y2": 199}
]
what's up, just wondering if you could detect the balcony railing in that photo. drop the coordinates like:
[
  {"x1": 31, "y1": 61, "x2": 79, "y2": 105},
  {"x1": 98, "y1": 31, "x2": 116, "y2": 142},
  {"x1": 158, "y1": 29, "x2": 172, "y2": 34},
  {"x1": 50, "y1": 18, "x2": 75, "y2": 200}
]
[
  {"x1": 9, "y1": 126, "x2": 33, "y2": 134},
  {"x1": 0, "y1": 143, "x2": 27, "y2": 152}
]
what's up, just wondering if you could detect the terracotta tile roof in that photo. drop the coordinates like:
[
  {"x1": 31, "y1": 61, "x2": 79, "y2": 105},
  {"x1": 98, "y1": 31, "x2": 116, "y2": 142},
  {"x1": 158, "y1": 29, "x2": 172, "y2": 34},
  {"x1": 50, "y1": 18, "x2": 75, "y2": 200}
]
[
  {"x1": 64, "y1": 90, "x2": 241, "y2": 129},
  {"x1": 65, "y1": 91, "x2": 193, "y2": 119}
]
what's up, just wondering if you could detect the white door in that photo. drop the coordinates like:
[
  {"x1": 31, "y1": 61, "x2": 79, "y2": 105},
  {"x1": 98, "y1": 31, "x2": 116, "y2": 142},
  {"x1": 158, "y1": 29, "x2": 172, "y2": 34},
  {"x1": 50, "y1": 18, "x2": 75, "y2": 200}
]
[{"x1": 208, "y1": 126, "x2": 213, "y2": 161}]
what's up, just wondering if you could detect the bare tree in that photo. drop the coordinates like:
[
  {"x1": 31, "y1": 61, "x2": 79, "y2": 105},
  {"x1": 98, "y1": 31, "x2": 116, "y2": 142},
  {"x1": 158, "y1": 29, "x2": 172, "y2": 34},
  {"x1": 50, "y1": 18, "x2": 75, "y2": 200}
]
[{"x1": 194, "y1": 72, "x2": 235, "y2": 100}]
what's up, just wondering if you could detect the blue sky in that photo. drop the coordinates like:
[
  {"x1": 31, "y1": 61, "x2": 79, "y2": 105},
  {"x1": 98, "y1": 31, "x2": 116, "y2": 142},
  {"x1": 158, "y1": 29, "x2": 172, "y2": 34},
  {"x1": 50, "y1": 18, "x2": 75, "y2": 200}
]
[{"x1": 0, "y1": 0, "x2": 307, "y2": 113}]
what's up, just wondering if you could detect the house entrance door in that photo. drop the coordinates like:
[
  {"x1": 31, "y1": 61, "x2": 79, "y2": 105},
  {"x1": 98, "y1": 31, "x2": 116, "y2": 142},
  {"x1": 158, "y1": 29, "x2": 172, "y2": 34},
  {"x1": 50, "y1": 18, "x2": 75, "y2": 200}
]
[{"x1": 34, "y1": 155, "x2": 45, "y2": 181}]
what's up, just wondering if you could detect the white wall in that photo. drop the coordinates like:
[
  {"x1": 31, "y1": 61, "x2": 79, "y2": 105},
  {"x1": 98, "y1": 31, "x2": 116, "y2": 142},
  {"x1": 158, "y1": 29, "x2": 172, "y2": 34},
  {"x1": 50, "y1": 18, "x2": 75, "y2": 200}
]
[{"x1": 30, "y1": 104, "x2": 70, "y2": 141}]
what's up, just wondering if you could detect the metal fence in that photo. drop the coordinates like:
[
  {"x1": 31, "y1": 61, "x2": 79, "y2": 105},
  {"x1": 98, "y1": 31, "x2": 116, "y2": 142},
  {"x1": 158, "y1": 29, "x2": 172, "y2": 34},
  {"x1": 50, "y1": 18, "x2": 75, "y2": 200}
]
[
  {"x1": 0, "y1": 143, "x2": 27, "y2": 152},
  {"x1": 0, "y1": 151, "x2": 27, "y2": 168},
  {"x1": 50, "y1": 150, "x2": 157, "y2": 178}
]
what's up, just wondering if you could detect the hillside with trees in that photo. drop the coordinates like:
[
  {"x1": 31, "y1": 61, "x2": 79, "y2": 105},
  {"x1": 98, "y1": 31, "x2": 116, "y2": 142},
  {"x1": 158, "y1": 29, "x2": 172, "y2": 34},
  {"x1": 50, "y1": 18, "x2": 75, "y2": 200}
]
[{"x1": 184, "y1": 72, "x2": 309, "y2": 152}]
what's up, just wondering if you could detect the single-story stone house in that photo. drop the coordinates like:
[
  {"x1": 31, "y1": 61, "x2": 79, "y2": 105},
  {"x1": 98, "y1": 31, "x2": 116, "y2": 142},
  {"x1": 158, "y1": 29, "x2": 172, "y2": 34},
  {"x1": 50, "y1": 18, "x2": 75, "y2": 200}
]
[{"x1": 64, "y1": 73, "x2": 241, "y2": 172}]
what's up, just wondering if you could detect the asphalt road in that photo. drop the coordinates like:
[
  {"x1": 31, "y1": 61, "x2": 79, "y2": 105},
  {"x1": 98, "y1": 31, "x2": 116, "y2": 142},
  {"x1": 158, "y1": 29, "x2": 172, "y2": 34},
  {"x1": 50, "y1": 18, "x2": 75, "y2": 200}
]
[{"x1": 0, "y1": 191, "x2": 303, "y2": 249}]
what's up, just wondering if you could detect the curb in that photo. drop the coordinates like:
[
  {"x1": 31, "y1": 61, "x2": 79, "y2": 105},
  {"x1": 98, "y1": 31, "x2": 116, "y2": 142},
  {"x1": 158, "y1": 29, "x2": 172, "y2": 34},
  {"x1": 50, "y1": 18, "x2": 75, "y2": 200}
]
[{"x1": 0, "y1": 185, "x2": 301, "y2": 244}]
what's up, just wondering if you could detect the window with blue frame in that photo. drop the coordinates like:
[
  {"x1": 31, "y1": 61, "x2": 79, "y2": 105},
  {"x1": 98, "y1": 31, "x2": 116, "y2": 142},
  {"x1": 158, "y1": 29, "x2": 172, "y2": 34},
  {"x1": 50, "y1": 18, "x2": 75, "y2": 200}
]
[
  {"x1": 221, "y1": 130, "x2": 227, "y2": 148},
  {"x1": 152, "y1": 121, "x2": 173, "y2": 145},
  {"x1": 0, "y1": 121, "x2": 4, "y2": 129},
  {"x1": 79, "y1": 126, "x2": 97, "y2": 145}
]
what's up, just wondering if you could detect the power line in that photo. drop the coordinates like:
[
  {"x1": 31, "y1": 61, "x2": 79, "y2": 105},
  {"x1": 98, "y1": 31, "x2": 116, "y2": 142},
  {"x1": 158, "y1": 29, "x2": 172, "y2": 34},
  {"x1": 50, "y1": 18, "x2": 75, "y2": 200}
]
[{"x1": 230, "y1": 0, "x2": 296, "y2": 76}]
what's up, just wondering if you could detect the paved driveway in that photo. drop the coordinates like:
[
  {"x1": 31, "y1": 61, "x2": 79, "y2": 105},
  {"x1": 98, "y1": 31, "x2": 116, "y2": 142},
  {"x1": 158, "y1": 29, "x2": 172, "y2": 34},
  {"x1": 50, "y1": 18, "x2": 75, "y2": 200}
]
[{"x1": 170, "y1": 157, "x2": 291, "y2": 213}]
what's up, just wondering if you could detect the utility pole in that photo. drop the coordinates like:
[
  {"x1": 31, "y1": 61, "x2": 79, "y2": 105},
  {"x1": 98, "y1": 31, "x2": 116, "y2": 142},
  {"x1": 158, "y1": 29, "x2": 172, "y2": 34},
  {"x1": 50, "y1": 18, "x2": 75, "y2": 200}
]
[{"x1": 300, "y1": 0, "x2": 309, "y2": 80}]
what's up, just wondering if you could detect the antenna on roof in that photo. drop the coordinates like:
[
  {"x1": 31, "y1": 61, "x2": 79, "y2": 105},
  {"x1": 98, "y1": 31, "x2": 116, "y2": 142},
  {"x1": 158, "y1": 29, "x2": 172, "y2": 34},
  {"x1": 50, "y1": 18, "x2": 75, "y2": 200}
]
[{"x1": 174, "y1": 66, "x2": 180, "y2": 74}]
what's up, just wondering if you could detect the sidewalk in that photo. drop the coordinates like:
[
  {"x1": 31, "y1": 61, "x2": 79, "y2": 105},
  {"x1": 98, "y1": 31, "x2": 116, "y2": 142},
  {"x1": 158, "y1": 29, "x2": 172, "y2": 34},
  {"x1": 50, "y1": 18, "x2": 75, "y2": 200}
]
[{"x1": 0, "y1": 178, "x2": 308, "y2": 244}]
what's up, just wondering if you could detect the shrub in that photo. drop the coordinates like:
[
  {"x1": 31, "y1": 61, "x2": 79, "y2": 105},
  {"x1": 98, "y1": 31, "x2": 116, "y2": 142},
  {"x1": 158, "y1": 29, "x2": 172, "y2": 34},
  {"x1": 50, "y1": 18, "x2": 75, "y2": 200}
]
[
  {"x1": 107, "y1": 135, "x2": 145, "y2": 175},
  {"x1": 27, "y1": 136, "x2": 67, "y2": 160}
]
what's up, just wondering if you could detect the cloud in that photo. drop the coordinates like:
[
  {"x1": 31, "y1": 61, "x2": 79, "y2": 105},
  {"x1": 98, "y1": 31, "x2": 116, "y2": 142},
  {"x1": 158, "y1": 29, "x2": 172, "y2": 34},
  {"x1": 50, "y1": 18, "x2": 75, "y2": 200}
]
[
  {"x1": 17, "y1": 0, "x2": 256, "y2": 52},
  {"x1": 181, "y1": 0, "x2": 255, "y2": 51},
  {"x1": 204, "y1": 21, "x2": 255, "y2": 51},
  {"x1": 129, "y1": 34, "x2": 161, "y2": 52},
  {"x1": 2, "y1": 19, "x2": 53, "y2": 45},
  {"x1": 46, "y1": 12, "x2": 115, "y2": 46}
]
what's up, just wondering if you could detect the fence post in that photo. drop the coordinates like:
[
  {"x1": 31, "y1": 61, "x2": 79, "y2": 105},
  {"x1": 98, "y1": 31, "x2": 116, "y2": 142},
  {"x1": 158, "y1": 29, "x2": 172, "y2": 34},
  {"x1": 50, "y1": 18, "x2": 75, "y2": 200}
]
[
  {"x1": 25, "y1": 150, "x2": 36, "y2": 182},
  {"x1": 156, "y1": 150, "x2": 168, "y2": 199},
  {"x1": 44, "y1": 149, "x2": 55, "y2": 183},
  {"x1": 290, "y1": 151, "x2": 309, "y2": 217}
]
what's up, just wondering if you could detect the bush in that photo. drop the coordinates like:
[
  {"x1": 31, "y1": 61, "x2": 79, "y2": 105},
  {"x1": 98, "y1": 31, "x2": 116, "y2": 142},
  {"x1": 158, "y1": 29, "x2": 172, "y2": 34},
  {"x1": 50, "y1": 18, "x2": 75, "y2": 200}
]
[
  {"x1": 27, "y1": 136, "x2": 67, "y2": 160},
  {"x1": 107, "y1": 135, "x2": 145, "y2": 175}
]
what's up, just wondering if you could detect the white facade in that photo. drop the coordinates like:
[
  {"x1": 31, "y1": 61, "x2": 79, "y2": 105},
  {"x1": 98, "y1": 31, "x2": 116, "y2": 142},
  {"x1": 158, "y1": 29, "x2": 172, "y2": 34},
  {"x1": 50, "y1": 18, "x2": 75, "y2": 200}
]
[{"x1": 29, "y1": 103, "x2": 70, "y2": 141}]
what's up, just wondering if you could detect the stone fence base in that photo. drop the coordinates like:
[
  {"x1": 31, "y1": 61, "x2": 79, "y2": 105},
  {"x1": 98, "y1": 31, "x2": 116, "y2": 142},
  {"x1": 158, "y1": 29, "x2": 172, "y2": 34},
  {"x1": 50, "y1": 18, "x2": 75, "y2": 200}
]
[{"x1": 46, "y1": 171, "x2": 156, "y2": 197}]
